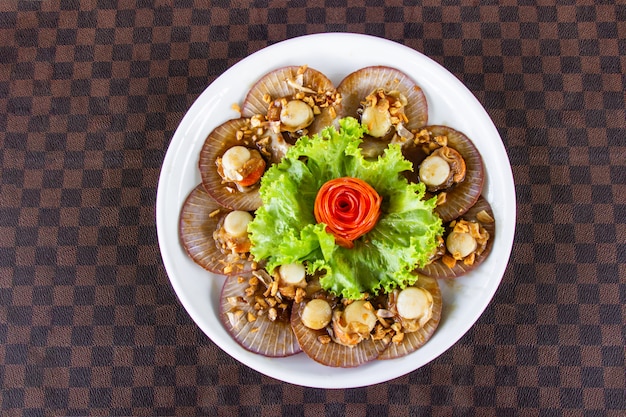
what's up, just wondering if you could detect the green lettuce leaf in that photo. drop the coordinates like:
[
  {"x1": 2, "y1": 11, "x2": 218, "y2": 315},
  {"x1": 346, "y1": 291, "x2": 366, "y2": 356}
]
[{"x1": 248, "y1": 117, "x2": 443, "y2": 300}]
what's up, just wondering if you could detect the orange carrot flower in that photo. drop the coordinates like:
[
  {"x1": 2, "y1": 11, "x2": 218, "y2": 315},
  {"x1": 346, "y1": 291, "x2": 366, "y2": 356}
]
[{"x1": 314, "y1": 177, "x2": 382, "y2": 248}]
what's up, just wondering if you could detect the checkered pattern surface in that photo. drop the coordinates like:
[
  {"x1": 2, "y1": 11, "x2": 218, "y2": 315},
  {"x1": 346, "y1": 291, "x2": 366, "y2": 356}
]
[{"x1": 1, "y1": 0, "x2": 624, "y2": 415}]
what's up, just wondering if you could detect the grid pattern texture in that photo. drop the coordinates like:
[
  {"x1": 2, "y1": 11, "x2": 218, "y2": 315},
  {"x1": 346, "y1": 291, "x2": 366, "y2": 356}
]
[{"x1": 1, "y1": 0, "x2": 625, "y2": 416}]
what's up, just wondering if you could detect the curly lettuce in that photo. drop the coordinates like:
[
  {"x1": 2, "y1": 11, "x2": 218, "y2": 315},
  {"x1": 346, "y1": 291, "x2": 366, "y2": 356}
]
[{"x1": 248, "y1": 117, "x2": 443, "y2": 300}]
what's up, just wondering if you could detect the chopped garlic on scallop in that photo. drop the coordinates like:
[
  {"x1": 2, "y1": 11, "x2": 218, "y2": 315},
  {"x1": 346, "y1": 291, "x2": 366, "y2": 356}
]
[
  {"x1": 223, "y1": 210, "x2": 253, "y2": 238},
  {"x1": 301, "y1": 299, "x2": 332, "y2": 330}
]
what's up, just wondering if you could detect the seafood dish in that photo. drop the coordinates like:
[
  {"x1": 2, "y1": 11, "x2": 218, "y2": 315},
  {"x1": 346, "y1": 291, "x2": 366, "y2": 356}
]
[{"x1": 178, "y1": 65, "x2": 494, "y2": 367}]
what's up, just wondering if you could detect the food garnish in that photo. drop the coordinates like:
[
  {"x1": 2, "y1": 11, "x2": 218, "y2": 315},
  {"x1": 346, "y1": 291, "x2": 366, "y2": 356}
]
[
  {"x1": 248, "y1": 117, "x2": 444, "y2": 300},
  {"x1": 313, "y1": 177, "x2": 382, "y2": 248}
]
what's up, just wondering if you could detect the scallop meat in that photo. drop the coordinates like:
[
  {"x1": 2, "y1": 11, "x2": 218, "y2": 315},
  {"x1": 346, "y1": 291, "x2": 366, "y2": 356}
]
[
  {"x1": 241, "y1": 65, "x2": 340, "y2": 139},
  {"x1": 198, "y1": 118, "x2": 270, "y2": 211},
  {"x1": 220, "y1": 272, "x2": 301, "y2": 357},
  {"x1": 291, "y1": 295, "x2": 391, "y2": 368},
  {"x1": 403, "y1": 125, "x2": 485, "y2": 223},
  {"x1": 179, "y1": 184, "x2": 257, "y2": 276},
  {"x1": 336, "y1": 66, "x2": 428, "y2": 142},
  {"x1": 377, "y1": 275, "x2": 442, "y2": 360},
  {"x1": 416, "y1": 196, "x2": 495, "y2": 279}
]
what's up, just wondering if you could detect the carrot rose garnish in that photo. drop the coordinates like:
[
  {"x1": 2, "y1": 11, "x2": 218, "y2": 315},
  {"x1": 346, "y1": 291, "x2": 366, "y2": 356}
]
[{"x1": 314, "y1": 177, "x2": 382, "y2": 248}]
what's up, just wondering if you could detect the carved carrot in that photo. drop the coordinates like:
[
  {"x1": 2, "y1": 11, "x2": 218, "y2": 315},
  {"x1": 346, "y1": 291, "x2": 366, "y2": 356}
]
[{"x1": 314, "y1": 177, "x2": 382, "y2": 248}]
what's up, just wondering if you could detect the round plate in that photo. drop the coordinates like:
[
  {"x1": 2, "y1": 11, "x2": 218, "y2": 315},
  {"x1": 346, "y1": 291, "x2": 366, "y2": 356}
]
[{"x1": 156, "y1": 33, "x2": 516, "y2": 389}]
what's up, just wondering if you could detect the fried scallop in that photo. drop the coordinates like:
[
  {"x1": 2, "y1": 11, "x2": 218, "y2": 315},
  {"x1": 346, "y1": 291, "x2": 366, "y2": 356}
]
[
  {"x1": 291, "y1": 295, "x2": 391, "y2": 368},
  {"x1": 402, "y1": 125, "x2": 485, "y2": 223},
  {"x1": 241, "y1": 65, "x2": 340, "y2": 140},
  {"x1": 336, "y1": 66, "x2": 428, "y2": 149},
  {"x1": 220, "y1": 272, "x2": 301, "y2": 357},
  {"x1": 198, "y1": 118, "x2": 271, "y2": 211},
  {"x1": 179, "y1": 184, "x2": 257, "y2": 276},
  {"x1": 377, "y1": 276, "x2": 442, "y2": 360},
  {"x1": 416, "y1": 196, "x2": 495, "y2": 279}
]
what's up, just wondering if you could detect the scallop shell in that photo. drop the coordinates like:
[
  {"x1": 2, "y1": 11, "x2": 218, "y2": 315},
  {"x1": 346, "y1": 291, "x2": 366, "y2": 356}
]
[
  {"x1": 404, "y1": 125, "x2": 485, "y2": 222},
  {"x1": 241, "y1": 66, "x2": 338, "y2": 136},
  {"x1": 336, "y1": 66, "x2": 429, "y2": 132},
  {"x1": 417, "y1": 196, "x2": 496, "y2": 279},
  {"x1": 377, "y1": 275, "x2": 442, "y2": 360},
  {"x1": 178, "y1": 184, "x2": 256, "y2": 276},
  {"x1": 198, "y1": 118, "x2": 263, "y2": 211},
  {"x1": 291, "y1": 299, "x2": 391, "y2": 368},
  {"x1": 220, "y1": 273, "x2": 301, "y2": 357}
]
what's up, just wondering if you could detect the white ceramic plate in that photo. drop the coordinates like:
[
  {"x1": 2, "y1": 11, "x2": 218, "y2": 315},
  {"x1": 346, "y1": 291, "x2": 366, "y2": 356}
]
[{"x1": 156, "y1": 33, "x2": 516, "y2": 389}]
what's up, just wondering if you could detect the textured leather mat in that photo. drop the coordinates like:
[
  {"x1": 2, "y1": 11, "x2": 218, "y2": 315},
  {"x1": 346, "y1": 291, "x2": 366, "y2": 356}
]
[{"x1": 1, "y1": 1, "x2": 624, "y2": 415}]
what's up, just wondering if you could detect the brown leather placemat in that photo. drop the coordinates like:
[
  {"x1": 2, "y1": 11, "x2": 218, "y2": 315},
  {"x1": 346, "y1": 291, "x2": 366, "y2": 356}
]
[{"x1": 1, "y1": 1, "x2": 624, "y2": 415}]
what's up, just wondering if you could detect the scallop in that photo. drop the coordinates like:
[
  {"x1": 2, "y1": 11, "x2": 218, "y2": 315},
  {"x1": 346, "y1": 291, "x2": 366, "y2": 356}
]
[
  {"x1": 336, "y1": 66, "x2": 428, "y2": 140},
  {"x1": 416, "y1": 196, "x2": 496, "y2": 279},
  {"x1": 198, "y1": 118, "x2": 266, "y2": 211},
  {"x1": 403, "y1": 125, "x2": 485, "y2": 222},
  {"x1": 378, "y1": 276, "x2": 442, "y2": 360},
  {"x1": 220, "y1": 273, "x2": 301, "y2": 357},
  {"x1": 241, "y1": 65, "x2": 339, "y2": 138},
  {"x1": 291, "y1": 296, "x2": 391, "y2": 368},
  {"x1": 178, "y1": 184, "x2": 257, "y2": 276},
  {"x1": 300, "y1": 298, "x2": 333, "y2": 330}
]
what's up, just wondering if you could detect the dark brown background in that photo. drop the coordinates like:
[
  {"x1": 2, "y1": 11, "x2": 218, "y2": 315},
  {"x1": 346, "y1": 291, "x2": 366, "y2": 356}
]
[{"x1": 1, "y1": 0, "x2": 624, "y2": 416}]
